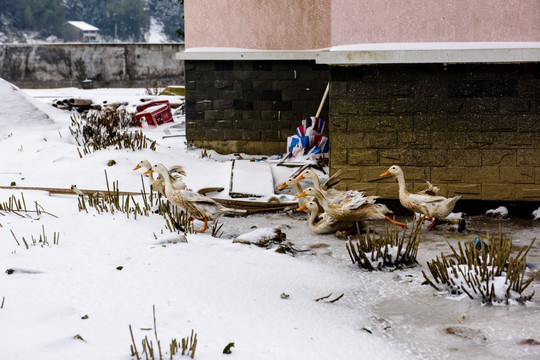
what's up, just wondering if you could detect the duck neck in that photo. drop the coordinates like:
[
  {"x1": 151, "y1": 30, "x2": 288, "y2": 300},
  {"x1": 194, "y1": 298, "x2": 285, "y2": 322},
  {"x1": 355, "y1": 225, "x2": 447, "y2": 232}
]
[
  {"x1": 313, "y1": 189, "x2": 329, "y2": 210},
  {"x1": 293, "y1": 182, "x2": 304, "y2": 195},
  {"x1": 307, "y1": 208, "x2": 319, "y2": 226}
]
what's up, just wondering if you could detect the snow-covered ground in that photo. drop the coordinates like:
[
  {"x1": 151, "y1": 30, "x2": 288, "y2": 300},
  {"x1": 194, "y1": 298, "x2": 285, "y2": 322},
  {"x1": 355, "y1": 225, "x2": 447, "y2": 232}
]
[{"x1": 1, "y1": 79, "x2": 540, "y2": 360}]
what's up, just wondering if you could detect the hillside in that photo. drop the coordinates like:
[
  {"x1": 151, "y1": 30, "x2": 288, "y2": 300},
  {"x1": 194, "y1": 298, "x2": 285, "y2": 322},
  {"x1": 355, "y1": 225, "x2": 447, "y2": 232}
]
[{"x1": 0, "y1": 0, "x2": 184, "y2": 43}]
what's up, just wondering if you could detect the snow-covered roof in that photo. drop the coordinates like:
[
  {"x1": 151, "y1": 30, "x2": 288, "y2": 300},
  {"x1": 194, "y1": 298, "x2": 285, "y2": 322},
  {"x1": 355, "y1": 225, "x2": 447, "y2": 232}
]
[{"x1": 67, "y1": 21, "x2": 99, "y2": 32}]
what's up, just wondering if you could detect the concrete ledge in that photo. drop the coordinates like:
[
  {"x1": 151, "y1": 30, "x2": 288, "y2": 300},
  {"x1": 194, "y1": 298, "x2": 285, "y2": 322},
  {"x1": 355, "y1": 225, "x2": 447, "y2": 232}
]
[
  {"x1": 317, "y1": 42, "x2": 540, "y2": 64},
  {"x1": 178, "y1": 42, "x2": 540, "y2": 64},
  {"x1": 177, "y1": 48, "x2": 320, "y2": 61}
]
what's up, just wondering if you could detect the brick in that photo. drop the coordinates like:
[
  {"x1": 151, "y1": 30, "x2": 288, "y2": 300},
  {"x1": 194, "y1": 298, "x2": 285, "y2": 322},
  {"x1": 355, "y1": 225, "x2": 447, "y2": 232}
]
[
  {"x1": 517, "y1": 149, "x2": 540, "y2": 166},
  {"x1": 499, "y1": 98, "x2": 530, "y2": 114},
  {"x1": 399, "y1": 132, "x2": 432, "y2": 149},
  {"x1": 348, "y1": 116, "x2": 379, "y2": 131},
  {"x1": 515, "y1": 185, "x2": 540, "y2": 200},
  {"x1": 393, "y1": 98, "x2": 428, "y2": 115},
  {"x1": 500, "y1": 167, "x2": 535, "y2": 184},
  {"x1": 331, "y1": 132, "x2": 365, "y2": 149},
  {"x1": 517, "y1": 115, "x2": 540, "y2": 132},
  {"x1": 365, "y1": 132, "x2": 397, "y2": 149},
  {"x1": 465, "y1": 97, "x2": 498, "y2": 113},
  {"x1": 205, "y1": 110, "x2": 223, "y2": 121},
  {"x1": 414, "y1": 115, "x2": 446, "y2": 132},
  {"x1": 448, "y1": 184, "x2": 481, "y2": 198},
  {"x1": 376, "y1": 182, "x2": 399, "y2": 198},
  {"x1": 448, "y1": 150, "x2": 482, "y2": 166},
  {"x1": 482, "y1": 150, "x2": 517, "y2": 166},
  {"x1": 481, "y1": 184, "x2": 515, "y2": 200},
  {"x1": 363, "y1": 99, "x2": 392, "y2": 114},
  {"x1": 348, "y1": 149, "x2": 378, "y2": 165},
  {"x1": 482, "y1": 116, "x2": 517, "y2": 132},
  {"x1": 380, "y1": 116, "x2": 413, "y2": 131},
  {"x1": 446, "y1": 115, "x2": 483, "y2": 132},
  {"x1": 332, "y1": 149, "x2": 347, "y2": 165},
  {"x1": 408, "y1": 149, "x2": 448, "y2": 166},
  {"x1": 332, "y1": 165, "x2": 361, "y2": 180},
  {"x1": 434, "y1": 166, "x2": 499, "y2": 183},
  {"x1": 336, "y1": 99, "x2": 360, "y2": 114},
  {"x1": 348, "y1": 82, "x2": 381, "y2": 98},
  {"x1": 497, "y1": 132, "x2": 535, "y2": 149},
  {"x1": 380, "y1": 149, "x2": 407, "y2": 165}
]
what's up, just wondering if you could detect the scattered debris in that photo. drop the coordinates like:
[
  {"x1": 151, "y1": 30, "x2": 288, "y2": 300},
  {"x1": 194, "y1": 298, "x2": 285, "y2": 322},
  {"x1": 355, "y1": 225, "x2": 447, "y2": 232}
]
[
  {"x1": 445, "y1": 326, "x2": 487, "y2": 343},
  {"x1": 314, "y1": 292, "x2": 344, "y2": 303},
  {"x1": 223, "y1": 342, "x2": 235, "y2": 354}
]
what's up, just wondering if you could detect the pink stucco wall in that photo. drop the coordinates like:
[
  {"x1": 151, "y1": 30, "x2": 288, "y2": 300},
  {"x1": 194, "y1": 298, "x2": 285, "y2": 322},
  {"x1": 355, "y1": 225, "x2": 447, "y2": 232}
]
[
  {"x1": 331, "y1": 0, "x2": 540, "y2": 45},
  {"x1": 184, "y1": 0, "x2": 330, "y2": 50},
  {"x1": 185, "y1": 0, "x2": 539, "y2": 50}
]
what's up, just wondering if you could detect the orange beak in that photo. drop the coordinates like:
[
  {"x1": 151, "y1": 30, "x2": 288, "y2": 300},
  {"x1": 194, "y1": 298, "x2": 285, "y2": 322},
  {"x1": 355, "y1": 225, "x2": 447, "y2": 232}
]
[
  {"x1": 143, "y1": 169, "x2": 153, "y2": 175},
  {"x1": 296, "y1": 191, "x2": 307, "y2": 198},
  {"x1": 380, "y1": 170, "x2": 391, "y2": 177},
  {"x1": 296, "y1": 204, "x2": 307, "y2": 212},
  {"x1": 277, "y1": 182, "x2": 287, "y2": 190},
  {"x1": 293, "y1": 174, "x2": 305, "y2": 182},
  {"x1": 132, "y1": 164, "x2": 141, "y2": 171}
]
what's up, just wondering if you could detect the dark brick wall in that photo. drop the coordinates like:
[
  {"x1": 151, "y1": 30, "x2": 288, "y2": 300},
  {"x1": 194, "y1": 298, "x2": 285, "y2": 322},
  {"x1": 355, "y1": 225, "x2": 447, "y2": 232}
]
[
  {"x1": 330, "y1": 63, "x2": 540, "y2": 201},
  {"x1": 185, "y1": 60, "x2": 329, "y2": 155}
]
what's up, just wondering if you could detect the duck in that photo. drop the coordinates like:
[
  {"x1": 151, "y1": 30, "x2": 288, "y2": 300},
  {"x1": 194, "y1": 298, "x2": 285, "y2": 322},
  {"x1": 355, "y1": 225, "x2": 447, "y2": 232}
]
[
  {"x1": 379, "y1": 165, "x2": 461, "y2": 227},
  {"x1": 133, "y1": 159, "x2": 188, "y2": 195},
  {"x1": 294, "y1": 169, "x2": 361, "y2": 204},
  {"x1": 144, "y1": 163, "x2": 245, "y2": 233},
  {"x1": 296, "y1": 187, "x2": 406, "y2": 228},
  {"x1": 296, "y1": 200, "x2": 356, "y2": 234},
  {"x1": 276, "y1": 177, "x2": 312, "y2": 212}
]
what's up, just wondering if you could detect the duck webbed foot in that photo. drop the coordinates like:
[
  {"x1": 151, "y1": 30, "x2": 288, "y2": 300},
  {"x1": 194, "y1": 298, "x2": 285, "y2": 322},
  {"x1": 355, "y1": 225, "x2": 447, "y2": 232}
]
[
  {"x1": 194, "y1": 217, "x2": 209, "y2": 233},
  {"x1": 384, "y1": 216, "x2": 407, "y2": 229}
]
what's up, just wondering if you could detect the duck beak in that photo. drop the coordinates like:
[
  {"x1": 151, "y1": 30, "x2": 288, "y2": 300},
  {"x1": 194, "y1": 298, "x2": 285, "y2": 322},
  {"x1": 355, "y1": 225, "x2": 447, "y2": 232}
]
[
  {"x1": 380, "y1": 170, "x2": 391, "y2": 177},
  {"x1": 296, "y1": 204, "x2": 307, "y2": 212},
  {"x1": 296, "y1": 191, "x2": 307, "y2": 198},
  {"x1": 133, "y1": 164, "x2": 141, "y2": 171},
  {"x1": 277, "y1": 182, "x2": 287, "y2": 190},
  {"x1": 143, "y1": 169, "x2": 153, "y2": 175},
  {"x1": 293, "y1": 174, "x2": 305, "y2": 182}
]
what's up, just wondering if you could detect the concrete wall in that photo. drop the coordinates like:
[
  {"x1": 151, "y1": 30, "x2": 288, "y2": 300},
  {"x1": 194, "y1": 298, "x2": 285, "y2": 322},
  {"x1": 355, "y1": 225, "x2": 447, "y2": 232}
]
[
  {"x1": 331, "y1": 0, "x2": 540, "y2": 45},
  {"x1": 184, "y1": 0, "x2": 538, "y2": 50},
  {"x1": 185, "y1": 60, "x2": 329, "y2": 155},
  {"x1": 329, "y1": 63, "x2": 540, "y2": 202},
  {"x1": 184, "y1": 0, "x2": 330, "y2": 50},
  {"x1": 0, "y1": 43, "x2": 185, "y2": 88}
]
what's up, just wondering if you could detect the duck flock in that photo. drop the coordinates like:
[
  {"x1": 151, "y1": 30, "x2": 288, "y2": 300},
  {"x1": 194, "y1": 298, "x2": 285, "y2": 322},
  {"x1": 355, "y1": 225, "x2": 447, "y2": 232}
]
[{"x1": 134, "y1": 160, "x2": 462, "y2": 235}]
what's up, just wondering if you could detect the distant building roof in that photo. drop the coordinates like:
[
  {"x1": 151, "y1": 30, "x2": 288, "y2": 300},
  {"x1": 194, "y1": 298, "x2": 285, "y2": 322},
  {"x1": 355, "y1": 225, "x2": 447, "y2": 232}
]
[{"x1": 67, "y1": 21, "x2": 99, "y2": 31}]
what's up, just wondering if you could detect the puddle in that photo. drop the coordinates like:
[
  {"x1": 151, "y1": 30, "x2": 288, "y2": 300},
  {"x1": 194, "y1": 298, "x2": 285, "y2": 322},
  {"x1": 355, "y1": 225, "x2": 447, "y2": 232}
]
[{"x1": 219, "y1": 211, "x2": 540, "y2": 359}]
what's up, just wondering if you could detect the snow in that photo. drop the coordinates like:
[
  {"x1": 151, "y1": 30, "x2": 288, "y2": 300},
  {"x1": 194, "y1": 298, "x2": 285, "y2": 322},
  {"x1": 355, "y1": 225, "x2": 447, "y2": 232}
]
[
  {"x1": 1, "y1": 80, "x2": 540, "y2": 360},
  {"x1": 486, "y1": 206, "x2": 509, "y2": 218},
  {"x1": 533, "y1": 207, "x2": 540, "y2": 220},
  {"x1": 145, "y1": 17, "x2": 169, "y2": 43}
]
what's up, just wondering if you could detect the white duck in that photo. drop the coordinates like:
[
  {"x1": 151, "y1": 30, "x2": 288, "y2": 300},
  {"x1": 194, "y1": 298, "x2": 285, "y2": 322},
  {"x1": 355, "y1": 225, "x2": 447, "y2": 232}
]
[
  {"x1": 133, "y1": 159, "x2": 188, "y2": 195},
  {"x1": 277, "y1": 177, "x2": 311, "y2": 212},
  {"x1": 297, "y1": 187, "x2": 406, "y2": 228},
  {"x1": 296, "y1": 200, "x2": 355, "y2": 235},
  {"x1": 145, "y1": 163, "x2": 245, "y2": 233},
  {"x1": 294, "y1": 169, "x2": 362, "y2": 204},
  {"x1": 379, "y1": 165, "x2": 461, "y2": 227}
]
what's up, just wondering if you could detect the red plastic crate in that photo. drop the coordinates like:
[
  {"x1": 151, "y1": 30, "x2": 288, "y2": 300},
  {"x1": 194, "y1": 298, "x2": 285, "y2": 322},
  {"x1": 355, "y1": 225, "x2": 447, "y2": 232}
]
[
  {"x1": 136, "y1": 99, "x2": 171, "y2": 113},
  {"x1": 135, "y1": 102, "x2": 173, "y2": 127}
]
